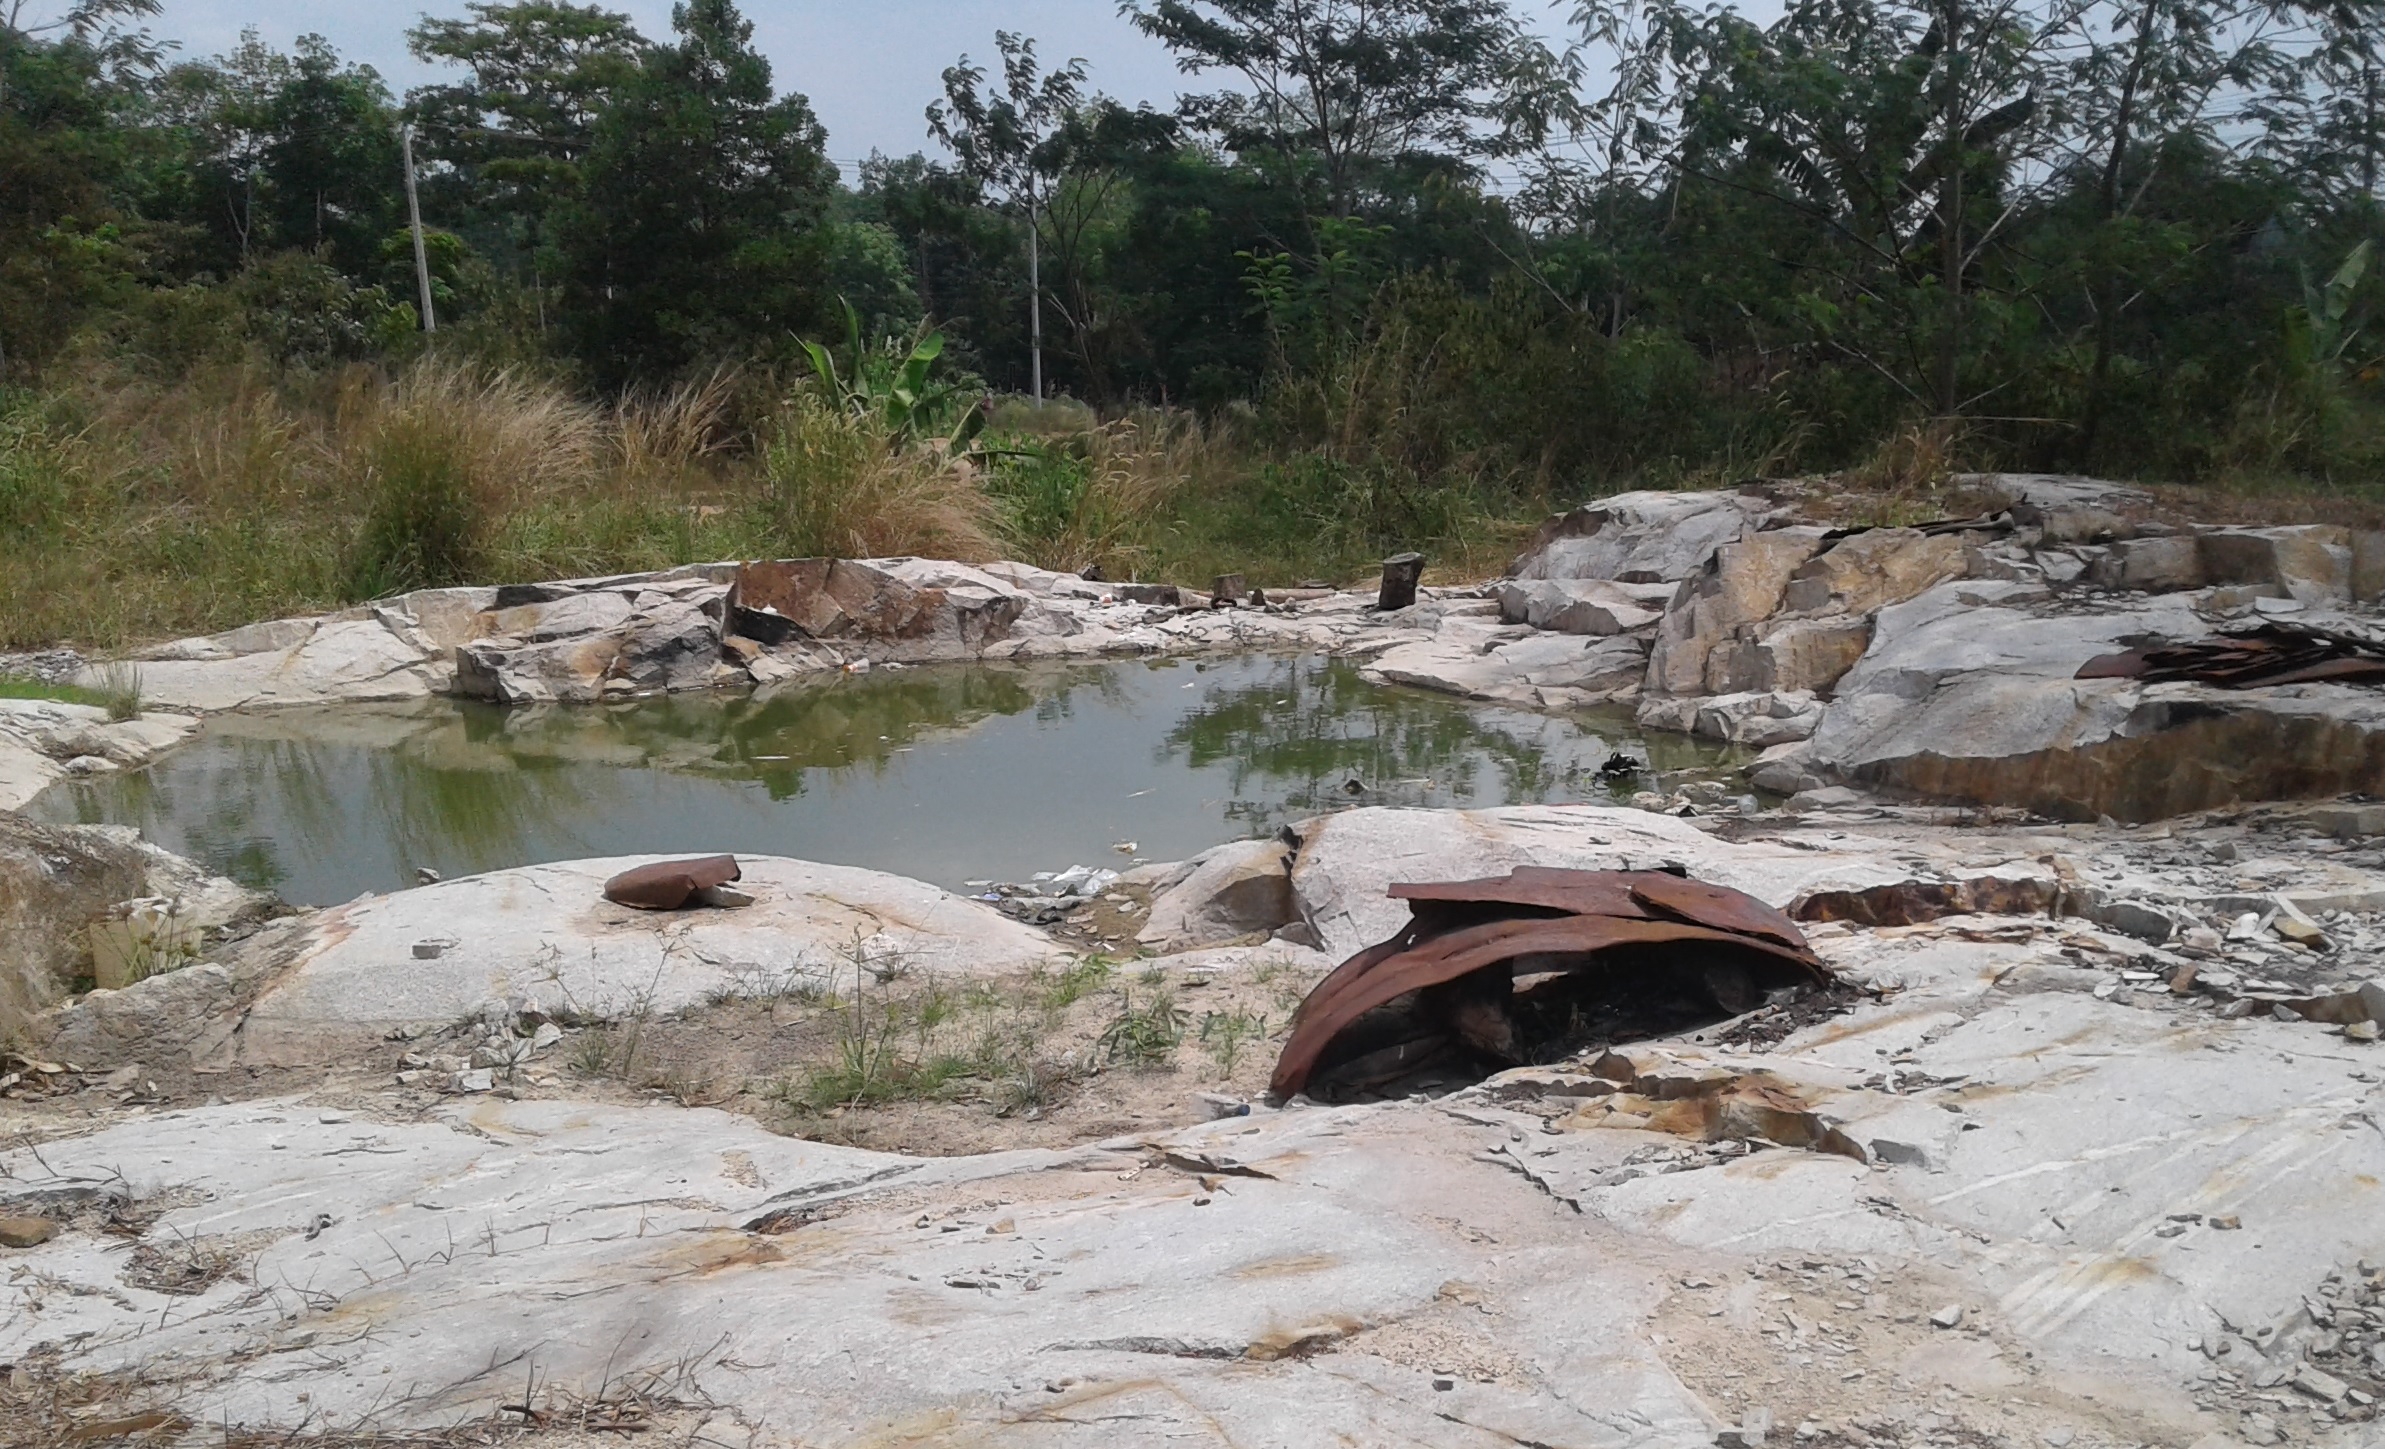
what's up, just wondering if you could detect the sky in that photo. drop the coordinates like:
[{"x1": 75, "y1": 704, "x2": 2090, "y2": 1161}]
[{"x1": 95, "y1": 0, "x2": 1586, "y2": 179}]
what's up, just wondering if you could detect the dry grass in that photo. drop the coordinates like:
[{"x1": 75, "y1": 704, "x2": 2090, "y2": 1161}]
[
  {"x1": 0, "y1": 359, "x2": 1027, "y2": 649},
  {"x1": 757, "y1": 402, "x2": 1003, "y2": 563}
]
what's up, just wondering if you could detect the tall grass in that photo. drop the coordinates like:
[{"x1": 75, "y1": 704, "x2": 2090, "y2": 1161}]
[
  {"x1": 757, "y1": 402, "x2": 1001, "y2": 563},
  {"x1": 341, "y1": 365, "x2": 601, "y2": 596}
]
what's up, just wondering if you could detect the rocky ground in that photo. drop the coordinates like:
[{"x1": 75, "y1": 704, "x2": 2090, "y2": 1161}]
[
  {"x1": 5, "y1": 473, "x2": 2385, "y2": 1446},
  {"x1": 3, "y1": 794, "x2": 2384, "y2": 1447}
]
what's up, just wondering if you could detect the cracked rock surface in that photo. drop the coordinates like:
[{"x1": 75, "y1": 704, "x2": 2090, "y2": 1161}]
[{"x1": 6, "y1": 802, "x2": 2384, "y2": 1446}]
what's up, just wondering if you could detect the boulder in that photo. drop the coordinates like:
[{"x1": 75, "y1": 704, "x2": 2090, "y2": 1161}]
[
  {"x1": 1692, "y1": 691, "x2": 1824, "y2": 747},
  {"x1": 114, "y1": 617, "x2": 446, "y2": 712},
  {"x1": 1495, "y1": 578, "x2": 1672, "y2": 635},
  {"x1": 456, "y1": 595, "x2": 733, "y2": 704},
  {"x1": 228, "y1": 855, "x2": 1065, "y2": 1065},
  {"x1": 1286, "y1": 804, "x2": 1916, "y2": 960},
  {"x1": 2198, "y1": 527, "x2": 2353, "y2": 604},
  {"x1": 1779, "y1": 529, "x2": 1967, "y2": 618},
  {"x1": 0, "y1": 700, "x2": 200, "y2": 810},
  {"x1": 1645, "y1": 528, "x2": 1830, "y2": 695},
  {"x1": 2090, "y1": 535, "x2": 2206, "y2": 594},
  {"x1": 1512, "y1": 490, "x2": 1779, "y2": 584},
  {"x1": 729, "y1": 558, "x2": 1027, "y2": 662},
  {"x1": 0, "y1": 817, "x2": 273, "y2": 1034},
  {"x1": 2352, "y1": 531, "x2": 2385, "y2": 603},
  {"x1": 1138, "y1": 838, "x2": 1297, "y2": 952},
  {"x1": 1798, "y1": 580, "x2": 2385, "y2": 819}
]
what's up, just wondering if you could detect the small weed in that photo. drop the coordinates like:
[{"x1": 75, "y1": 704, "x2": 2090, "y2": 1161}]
[
  {"x1": 96, "y1": 663, "x2": 142, "y2": 720},
  {"x1": 1197, "y1": 1009, "x2": 1270, "y2": 1078},
  {"x1": 568, "y1": 1026, "x2": 617, "y2": 1077},
  {"x1": 993, "y1": 1056, "x2": 1074, "y2": 1117},
  {"x1": 1097, "y1": 988, "x2": 1186, "y2": 1069},
  {"x1": 1036, "y1": 957, "x2": 1114, "y2": 1016}
]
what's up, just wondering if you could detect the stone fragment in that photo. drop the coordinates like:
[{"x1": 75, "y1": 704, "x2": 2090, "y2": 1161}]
[
  {"x1": 451, "y1": 1068, "x2": 495, "y2": 1094},
  {"x1": 0, "y1": 1216, "x2": 57, "y2": 1248},
  {"x1": 1139, "y1": 839, "x2": 1297, "y2": 952},
  {"x1": 2291, "y1": 1363, "x2": 2349, "y2": 1403},
  {"x1": 2270, "y1": 902, "x2": 2330, "y2": 950},
  {"x1": 2090, "y1": 900, "x2": 2175, "y2": 945},
  {"x1": 1929, "y1": 1304, "x2": 1964, "y2": 1329}
]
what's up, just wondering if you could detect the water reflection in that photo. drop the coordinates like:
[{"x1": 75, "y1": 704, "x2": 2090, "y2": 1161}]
[{"x1": 31, "y1": 655, "x2": 1743, "y2": 906}]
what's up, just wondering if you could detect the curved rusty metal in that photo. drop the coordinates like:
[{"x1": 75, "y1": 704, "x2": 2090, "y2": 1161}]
[
  {"x1": 603, "y1": 855, "x2": 741, "y2": 910},
  {"x1": 1270, "y1": 869, "x2": 1826, "y2": 1099}
]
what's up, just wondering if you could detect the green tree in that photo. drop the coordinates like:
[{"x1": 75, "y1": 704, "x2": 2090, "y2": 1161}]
[
  {"x1": 405, "y1": 2, "x2": 645, "y2": 291},
  {"x1": 1120, "y1": 0, "x2": 1572, "y2": 220},
  {"x1": 557, "y1": 0, "x2": 838, "y2": 382}
]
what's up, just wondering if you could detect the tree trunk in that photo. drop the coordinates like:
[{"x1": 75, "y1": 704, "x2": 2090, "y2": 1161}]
[
  {"x1": 2077, "y1": 0, "x2": 2160, "y2": 465},
  {"x1": 1936, "y1": 0, "x2": 1964, "y2": 419}
]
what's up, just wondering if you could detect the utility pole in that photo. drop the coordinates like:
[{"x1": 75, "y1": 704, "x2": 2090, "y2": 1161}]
[
  {"x1": 1028, "y1": 206, "x2": 1043, "y2": 405},
  {"x1": 401, "y1": 123, "x2": 437, "y2": 333}
]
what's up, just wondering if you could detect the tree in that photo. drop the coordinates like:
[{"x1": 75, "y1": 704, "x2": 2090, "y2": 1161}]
[
  {"x1": 1119, "y1": 0, "x2": 1571, "y2": 220},
  {"x1": 406, "y1": 2, "x2": 645, "y2": 290},
  {"x1": 0, "y1": 0, "x2": 163, "y2": 374},
  {"x1": 256, "y1": 36, "x2": 403, "y2": 276},
  {"x1": 929, "y1": 32, "x2": 1091, "y2": 400},
  {"x1": 557, "y1": 0, "x2": 838, "y2": 382}
]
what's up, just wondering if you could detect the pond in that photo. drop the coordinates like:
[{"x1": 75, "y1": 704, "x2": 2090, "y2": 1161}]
[{"x1": 29, "y1": 654, "x2": 1747, "y2": 907}]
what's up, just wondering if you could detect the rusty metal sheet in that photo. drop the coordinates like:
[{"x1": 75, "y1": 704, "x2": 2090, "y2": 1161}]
[
  {"x1": 603, "y1": 855, "x2": 741, "y2": 911},
  {"x1": 1389, "y1": 867, "x2": 1653, "y2": 920},
  {"x1": 1271, "y1": 908, "x2": 1828, "y2": 1099},
  {"x1": 1627, "y1": 874, "x2": 1809, "y2": 952},
  {"x1": 2076, "y1": 625, "x2": 2385, "y2": 690}
]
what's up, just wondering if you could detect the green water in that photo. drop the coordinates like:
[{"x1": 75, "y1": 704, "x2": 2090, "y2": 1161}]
[{"x1": 28, "y1": 655, "x2": 1742, "y2": 906}]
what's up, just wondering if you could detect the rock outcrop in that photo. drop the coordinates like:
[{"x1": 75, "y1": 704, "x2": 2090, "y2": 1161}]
[
  {"x1": 12, "y1": 804, "x2": 2385, "y2": 1445},
  {"x1": 1491, "y1": 477, "x2": 2385, "y2": 817}
]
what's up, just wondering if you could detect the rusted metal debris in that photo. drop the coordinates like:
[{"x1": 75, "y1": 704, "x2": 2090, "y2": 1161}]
[
  {"x1": 1270, "y1": 867, "x2": 1831, "y2": 1099},
  {"x1": 603, "y1": 855, "x2": 742, "y2": 911},
  {"x1": 2078, "y1": 623, "x2": 2385, "y2": 689}
]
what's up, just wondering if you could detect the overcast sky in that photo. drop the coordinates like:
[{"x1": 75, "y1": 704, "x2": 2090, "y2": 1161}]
[{"x1": 100, "y1": 0, "x2": 1585, "y2": 176}]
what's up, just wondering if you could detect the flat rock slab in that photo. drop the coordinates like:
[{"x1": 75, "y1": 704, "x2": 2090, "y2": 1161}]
[{"x1": 234, "y1": 855, "x2": 1065, "y2": 1061}]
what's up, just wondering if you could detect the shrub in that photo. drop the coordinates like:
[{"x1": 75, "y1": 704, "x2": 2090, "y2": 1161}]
[
  {"x1": 341, "y1": 360, "x2": 598, "y2": 596},
  {"x1": 752, "y1": 400, "x2": 1000, "y2": 562}
]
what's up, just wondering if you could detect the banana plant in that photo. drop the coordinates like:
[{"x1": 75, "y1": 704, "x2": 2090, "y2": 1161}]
[
  {"x1": 2285, "y1": 240, "x2": 2373, "y2": 380},
  {"x1": 799, "y1": 298, "x2": 984, "y2": 452}
]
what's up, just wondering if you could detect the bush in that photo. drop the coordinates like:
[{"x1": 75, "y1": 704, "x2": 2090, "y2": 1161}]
[
  {"x1": 752, "y1": 400, "x2": 1001, "y2": 562},
  {"x1": 341, "y1": 360, "x2": 598, "y2": 596}
]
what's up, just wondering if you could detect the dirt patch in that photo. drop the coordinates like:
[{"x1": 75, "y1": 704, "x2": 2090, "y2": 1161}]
[{"x1": 1651, "y1": 1253, "x2": 2190, "y2": 1449}]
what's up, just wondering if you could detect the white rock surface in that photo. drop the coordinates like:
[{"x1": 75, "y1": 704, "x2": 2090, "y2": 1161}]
[
  {"x1": 0, "y1": 699, "x2": 200, "y2": 810},
  {"x1": 8, "y1": 878, "x2": 2381, "y2": 1445},
  {"x1": 231, "y1": 855, "x2": 1065, "y2": 1063}
]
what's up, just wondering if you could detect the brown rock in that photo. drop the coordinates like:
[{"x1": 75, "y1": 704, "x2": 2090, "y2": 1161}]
[
  {"x1": 0, "y1": 1216, "x2": 57, "y2": 1248},
  {"x1": 1784, "y1": 529, "x2": 1967, "y2": 618},
  {"x1": 1646, "y1": 528, "x2": 1829, "y2": 695}
]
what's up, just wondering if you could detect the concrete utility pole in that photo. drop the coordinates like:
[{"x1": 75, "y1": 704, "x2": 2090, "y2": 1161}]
[
  {"x1": 401, "y1": 123, "x2": 437, "y2": 333},
  {"x1": 1028, "y1": 207, "x2": 1043, "y2": 405}
]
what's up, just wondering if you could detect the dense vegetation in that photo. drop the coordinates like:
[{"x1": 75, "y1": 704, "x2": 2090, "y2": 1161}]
[{"x1": 1, "y1": 0, "x2": 2379, "y2": 647}]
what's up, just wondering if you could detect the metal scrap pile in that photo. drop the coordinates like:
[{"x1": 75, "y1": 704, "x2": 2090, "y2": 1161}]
[
  {"x1": 2078, "y1": 622, "x2": 2385, "y2": 689},
  {"x1": 1270, "y1": 867, "x2": 1833, "y2": 1100}
]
